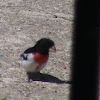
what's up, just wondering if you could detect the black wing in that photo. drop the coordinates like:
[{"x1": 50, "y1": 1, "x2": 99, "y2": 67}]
[
  {"x1": 20, "y1": 47, "x2": 35, "y2": 60},
  {"x1": 24, "y1": 47, "x2": 35, "y2": 54}
]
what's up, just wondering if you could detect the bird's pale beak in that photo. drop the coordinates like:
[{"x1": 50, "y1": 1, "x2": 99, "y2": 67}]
[{"x1": 50, "y1": 45, "x2": 56, "y2": 52}]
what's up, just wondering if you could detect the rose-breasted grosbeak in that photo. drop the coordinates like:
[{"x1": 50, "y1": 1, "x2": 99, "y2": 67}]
[{"x1": 21, "y1": 38, "x2": 56, "y2": 82}]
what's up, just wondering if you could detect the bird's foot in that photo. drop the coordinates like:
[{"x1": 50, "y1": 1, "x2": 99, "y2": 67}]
[
  {"x1": 26, "y1": 72, "x2": 41, "y2": 82},
  {"x1": 27, "y1": 72, "x2": 32, "y2": 83}
]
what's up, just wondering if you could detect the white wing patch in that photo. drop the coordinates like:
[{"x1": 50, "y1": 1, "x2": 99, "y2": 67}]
[{"x1": 22, "y1": 53, "x2": 38, "y2": 72}]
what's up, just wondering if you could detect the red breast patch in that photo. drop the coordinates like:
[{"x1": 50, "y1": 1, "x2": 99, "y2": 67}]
[
  {"x1": 34, "y1": 53, "x2": 49, "y2": 65},
  {"x1": 34, "y1": 53, "x2": 49, "y2": 71}
]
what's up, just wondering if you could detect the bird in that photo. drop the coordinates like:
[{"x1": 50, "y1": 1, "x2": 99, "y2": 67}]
[{"x1": 20, "y1": 38, "x2": 56, "y2": 82}]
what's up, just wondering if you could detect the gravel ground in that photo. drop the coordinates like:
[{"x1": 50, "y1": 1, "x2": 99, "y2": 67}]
[{"x1": 0, "y1": 0, "x2": 74, "y2": 100}]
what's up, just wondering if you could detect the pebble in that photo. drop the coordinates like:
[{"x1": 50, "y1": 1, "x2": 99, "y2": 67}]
[
  {"x1": 0, "y1": 52, "x2": 4, "y2": 57},
  {"x1": 63, "y1": 65, "x2": 67, "y2": 69}
]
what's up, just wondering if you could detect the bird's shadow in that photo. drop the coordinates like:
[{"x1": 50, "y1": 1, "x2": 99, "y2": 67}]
[{"x1": 28, "y1": 72, "x2": 72, "y2": 84}]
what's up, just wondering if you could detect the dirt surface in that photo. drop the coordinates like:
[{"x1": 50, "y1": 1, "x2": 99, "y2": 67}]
[{"x1": 0, "y1": 0, "x2": 74, "y2": 100}]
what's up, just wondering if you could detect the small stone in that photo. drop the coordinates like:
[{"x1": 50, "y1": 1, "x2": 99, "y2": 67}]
[
  {"x1": 63, "y1": 65, "x2": 67, "y2": 69},
  {"x1": 18, "y1": 28, "x2": 21, "y2": 31},
  {"x1": 53, "y1": 15, "x2": 58, "y2": 18},
  {"x1": 1, "y1": 97, "x2": 7, "y2": 100},
  {"x1": 0, "y1": 52, "x2": 4, "y2": 57}
]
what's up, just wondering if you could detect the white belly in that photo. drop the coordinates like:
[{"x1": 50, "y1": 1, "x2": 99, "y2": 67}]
[
  {"x1": 22, "y1": 60, "x2": 47, "y2": 72},
  {"x1": 22, "y1": 60, "x2": 38, "y2": 72},
  {"x1": 21, "y1": 53, "x2": 47, "y2": 72}
]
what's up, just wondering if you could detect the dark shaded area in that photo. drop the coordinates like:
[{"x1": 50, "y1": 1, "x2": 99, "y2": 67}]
[
  {"x1": 27, "y1": 72, "x2": 72, "y2": 84},
  {"x1": 71, "y1": 0, "x2": 100, "y2": 100}
]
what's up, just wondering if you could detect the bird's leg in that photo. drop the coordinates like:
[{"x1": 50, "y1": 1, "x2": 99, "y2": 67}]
[
  {"x1": 27, "y1": 72, "x2": 31, "y2": 83},
  {"x1": 27, "y1": 71, "x2": 41, "y2": 82}
]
